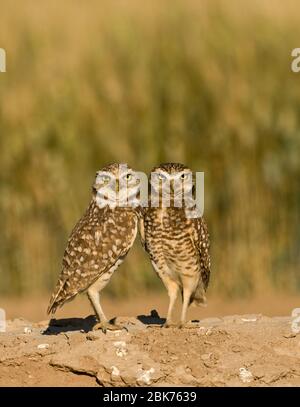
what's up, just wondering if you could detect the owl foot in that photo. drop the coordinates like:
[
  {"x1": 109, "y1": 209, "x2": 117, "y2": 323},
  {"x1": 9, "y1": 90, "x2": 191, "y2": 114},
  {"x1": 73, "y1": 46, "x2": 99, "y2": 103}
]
[
  {"x1": 162, "y1": 321, "x2": 179, "y2": 328},
  {"x1": 93, "y1": 321, "x2": 123, "y2": 333},
  {"x1": 163, "y1": 321, "x2": 186, "y2": 329}
]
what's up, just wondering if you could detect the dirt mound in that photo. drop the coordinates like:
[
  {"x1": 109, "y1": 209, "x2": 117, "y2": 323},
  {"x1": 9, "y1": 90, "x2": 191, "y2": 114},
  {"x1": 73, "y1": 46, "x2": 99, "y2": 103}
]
[{"x1": 0, "y1": 312, "x2": 299, "y2": 386}]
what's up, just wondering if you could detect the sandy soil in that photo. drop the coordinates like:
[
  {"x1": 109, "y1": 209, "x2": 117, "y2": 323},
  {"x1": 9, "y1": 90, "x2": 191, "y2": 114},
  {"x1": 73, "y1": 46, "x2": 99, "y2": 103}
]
[{"x1": 0, "y1": 310, "x2": 300, "y2": 387}]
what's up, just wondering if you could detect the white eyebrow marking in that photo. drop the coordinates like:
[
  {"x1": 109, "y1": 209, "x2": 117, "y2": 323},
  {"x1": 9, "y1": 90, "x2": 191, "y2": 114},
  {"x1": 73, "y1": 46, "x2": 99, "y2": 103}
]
[{"x1": 153, "y1": 170, "x2": 170, "y2": 179}]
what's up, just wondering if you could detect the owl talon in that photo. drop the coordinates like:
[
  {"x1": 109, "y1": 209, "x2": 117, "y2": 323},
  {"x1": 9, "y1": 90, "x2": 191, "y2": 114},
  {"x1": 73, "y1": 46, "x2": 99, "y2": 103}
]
[
  {"x1": 163, "y1": 321, "x2": 186, "y2": 329},
  {"x1": 162, "y1": 321, "x2": 177, "y2": 328},
  {"x1": 93, "y1": 322, "x2": 123, "y2": 333}
]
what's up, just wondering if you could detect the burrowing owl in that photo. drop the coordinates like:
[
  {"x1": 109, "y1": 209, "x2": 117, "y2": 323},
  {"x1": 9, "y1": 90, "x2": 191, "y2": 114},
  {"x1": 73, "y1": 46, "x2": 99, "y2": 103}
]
[
  {"x1": 47, "y1": 163, "x2": 140, "y2": 332},
  {"x1": 140, "y1": 163, "x2": 210, "y2": 328}
]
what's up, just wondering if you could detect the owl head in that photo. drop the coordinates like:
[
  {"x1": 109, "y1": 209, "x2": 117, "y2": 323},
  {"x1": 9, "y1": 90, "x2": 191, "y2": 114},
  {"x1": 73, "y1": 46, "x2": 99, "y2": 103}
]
[
  {"x1": 149, "y1": 162, "x2": 194, "y2": 207},
  {"x1": 93, "y1": 163, "x2": 141, "y2": 208}
]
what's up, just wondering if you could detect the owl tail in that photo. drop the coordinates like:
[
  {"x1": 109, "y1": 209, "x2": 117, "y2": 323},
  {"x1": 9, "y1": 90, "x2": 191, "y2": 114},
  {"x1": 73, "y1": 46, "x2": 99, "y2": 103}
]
[
  {"x1": 47, "y1": 279, "x2": 65, "y2": 315},
  {"x1": 189, "y1": 282, "x2": 207, "y2": 307},
  {"x1": 47, "y1": 293, "x2": 59, "y2": 315}
]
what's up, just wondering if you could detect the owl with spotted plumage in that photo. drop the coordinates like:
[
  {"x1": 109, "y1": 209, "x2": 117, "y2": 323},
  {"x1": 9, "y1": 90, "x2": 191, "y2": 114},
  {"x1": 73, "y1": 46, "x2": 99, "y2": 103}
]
[
  {"x1": 139, "y1": 163, "x2": 211, "y2": 328},
  {"x1": 47, "y1": 163, "x2": 140, "y2": 332}
]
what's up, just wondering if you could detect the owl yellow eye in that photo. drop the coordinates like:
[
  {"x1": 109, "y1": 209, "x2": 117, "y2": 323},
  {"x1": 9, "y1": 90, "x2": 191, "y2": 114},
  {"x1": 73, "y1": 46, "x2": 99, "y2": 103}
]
[
  {"x1": 125, "y1": 173, "x2": 132, "y2": 181},
  {"x1": 181, "y1": 173, "x2": 187, "y2": 180}
]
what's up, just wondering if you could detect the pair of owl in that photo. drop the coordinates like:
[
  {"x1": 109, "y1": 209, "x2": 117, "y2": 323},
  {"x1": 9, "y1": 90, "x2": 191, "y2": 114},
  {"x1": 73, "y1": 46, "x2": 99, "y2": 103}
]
[{"x1": 47, "y1": 162, "x2": 210, "y2": 332}]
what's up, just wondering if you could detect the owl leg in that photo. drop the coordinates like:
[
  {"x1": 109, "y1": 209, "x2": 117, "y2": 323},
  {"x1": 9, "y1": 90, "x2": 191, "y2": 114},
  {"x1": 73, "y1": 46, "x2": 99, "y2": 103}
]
[
  {"x1": 87, "y1": 276, "x2": 122, "y2": 333},
  {"x1": 162, "y1": 279, "x2": 179, "y2": 328},
  {"x1": 179, "y1": 278, "x2": 197, "y2": 328},
  {"x1": 87, "y1": 288, "x2": 107, "y2": 323}
]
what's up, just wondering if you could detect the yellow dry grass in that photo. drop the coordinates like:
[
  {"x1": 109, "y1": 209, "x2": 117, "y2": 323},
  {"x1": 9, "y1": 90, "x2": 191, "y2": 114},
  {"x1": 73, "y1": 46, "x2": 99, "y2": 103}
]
[{"x1": 0, "y1": 0, "x2": 300, "y2": 298}]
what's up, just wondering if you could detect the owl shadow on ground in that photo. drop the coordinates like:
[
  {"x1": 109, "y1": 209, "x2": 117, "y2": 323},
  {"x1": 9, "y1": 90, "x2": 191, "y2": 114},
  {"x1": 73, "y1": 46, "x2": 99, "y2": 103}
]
[
  {"x1": 43, "y1": 309, "x2": 165, "y2": 335},
  {"x1": 43, "y1": 315, "x2": 97, "y2": 335},
  {"x1": 136, "y1": 309, "x2": 165, "y2": 325}
]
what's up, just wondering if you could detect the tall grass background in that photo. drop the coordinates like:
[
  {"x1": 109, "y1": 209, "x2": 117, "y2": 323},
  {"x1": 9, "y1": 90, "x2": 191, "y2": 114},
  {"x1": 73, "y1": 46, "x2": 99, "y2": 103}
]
[{"x1": 0, "y1": 0, "x2": 300, "y2": 299}]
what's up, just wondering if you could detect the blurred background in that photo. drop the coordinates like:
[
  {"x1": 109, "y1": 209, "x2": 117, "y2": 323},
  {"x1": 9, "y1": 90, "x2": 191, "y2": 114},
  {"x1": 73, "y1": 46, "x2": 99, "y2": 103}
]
[{"x1": 1, "y1": 0, "x2": 300, "y2": 320}]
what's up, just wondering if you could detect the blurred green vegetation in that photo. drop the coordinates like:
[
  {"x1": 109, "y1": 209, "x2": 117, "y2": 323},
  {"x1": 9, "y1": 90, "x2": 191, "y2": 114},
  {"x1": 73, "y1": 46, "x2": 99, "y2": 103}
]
[{"x1": 1, "y1": 0, "x2": 300, "y2": 298}]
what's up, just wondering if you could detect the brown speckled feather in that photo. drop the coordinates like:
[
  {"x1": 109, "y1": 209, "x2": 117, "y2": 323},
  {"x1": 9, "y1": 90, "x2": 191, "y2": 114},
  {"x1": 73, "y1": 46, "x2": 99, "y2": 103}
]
[
  {"x1": 48, "y1": 200, "x2": 137, "y2": 314},
  {"x1": 191, "y1": 216, "x2": 210, "y2": 290},
  {"x1": 141, "y1": 162, "x2": 211, "y2": 325}
]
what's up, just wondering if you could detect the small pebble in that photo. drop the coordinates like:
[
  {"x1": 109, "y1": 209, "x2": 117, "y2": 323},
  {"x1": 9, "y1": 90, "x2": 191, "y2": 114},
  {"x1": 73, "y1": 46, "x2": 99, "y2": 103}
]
[
  {"x1": 136, "y1": 368, "x2": 155, "y2": 385},
  {"x1": 37, "y1": 343, "x2": 49, "y2": 350},
  {"x1": 241, "y1": 318, "x2": 257, "y2": 323},
  {"x1": 239, "y1": 367, "x2": 253, "y2": 383},
  {"x1": 113, "y1": 341, "x2": 128, "y2": 357},
  {"x1": 111, "y1": 366, "x2": 120, "y2": 377}
]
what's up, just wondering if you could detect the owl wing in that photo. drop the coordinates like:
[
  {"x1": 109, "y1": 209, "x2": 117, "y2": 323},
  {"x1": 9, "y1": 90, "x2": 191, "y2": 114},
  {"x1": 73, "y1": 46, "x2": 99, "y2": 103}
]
[
  {"x1": 190, "y1": 216, "x2": 211, "y2": 290},
  {"x1": 47, "y1": 206, "x2": 137, "y2": 314}
]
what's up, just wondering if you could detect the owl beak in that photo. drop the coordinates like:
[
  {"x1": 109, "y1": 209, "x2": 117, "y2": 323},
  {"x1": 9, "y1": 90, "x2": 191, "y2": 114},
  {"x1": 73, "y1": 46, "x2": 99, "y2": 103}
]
[{"x1": 116, "y1": 180, "x2": 120, "y2": 193}]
